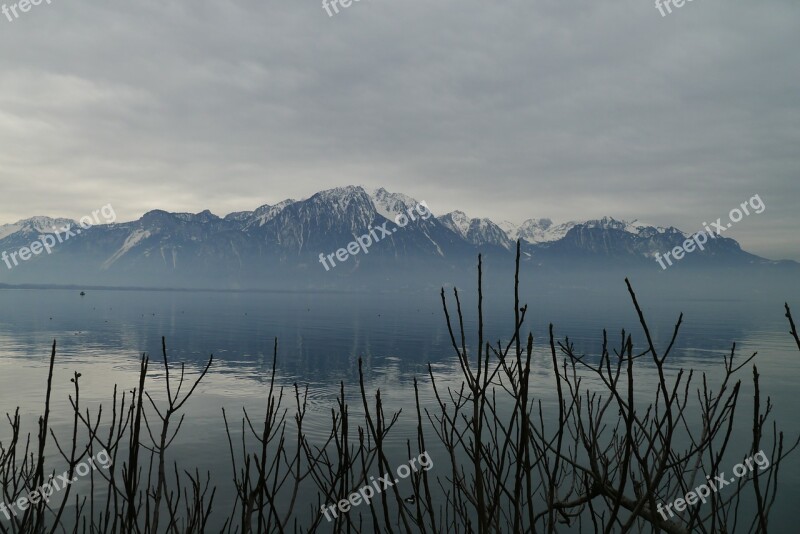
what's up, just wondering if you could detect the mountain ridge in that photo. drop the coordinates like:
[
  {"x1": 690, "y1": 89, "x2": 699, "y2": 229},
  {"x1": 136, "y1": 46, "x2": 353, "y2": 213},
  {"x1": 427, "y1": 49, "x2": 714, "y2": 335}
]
[{"x1": 0, "y1": 186, "x2": 794, "y2": 289}]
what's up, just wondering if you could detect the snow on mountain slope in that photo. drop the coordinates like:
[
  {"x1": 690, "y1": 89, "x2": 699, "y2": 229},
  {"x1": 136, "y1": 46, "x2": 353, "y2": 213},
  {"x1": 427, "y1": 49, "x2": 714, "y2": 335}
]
[
  {"x1": 370, "y1": 187, "x2": 422, "y2": 220},
  {"x1": 468, "y1": 218, "x2": 514, "y2": 249},
  {"x1": 512, "y1": 218, "x2": 576, "y2": 244},
  {"x1": 497, "y1": 220, "x2": 518, "y2": 238},
  {"x1": 622, "y1": 219, "x2": 674, "y2": 236},
  {"x1": 0, "y1": 186, "x2": 787, "y2": 290},
  {"x1": 102, "y1": 229, "x2": 152, "y2": 270},
  {"x1": 246, "y1": 199, "x2": 296, "y2": 230},
  {"x1": 439, "y1": 211, "x2": 513, "y2": 249},
  {"x1": 438, "y1": 211, "x2": 472, "y2": 239},
  {"x1": 0, "y1": 216, "x2": 78, "y2": 242}
]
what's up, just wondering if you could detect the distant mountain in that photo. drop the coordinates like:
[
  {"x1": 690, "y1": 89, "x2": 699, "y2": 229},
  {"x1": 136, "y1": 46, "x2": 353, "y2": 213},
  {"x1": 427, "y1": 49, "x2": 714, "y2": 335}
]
[
  {"x1": 223, "y1": 198, "x2": 303, "y2": 232},
  {"x1": 439, "y1": 211, "x2": 514, "y2": 250},
  {"x1": 0, "y1": 216, "x2": 77, "y2": 241},
  {"x1": 500, "y1": 218, "x2": 576, "y2": 244},
  {"x1": 0, "y1": 186, "x2": 795, "y2": 290}
]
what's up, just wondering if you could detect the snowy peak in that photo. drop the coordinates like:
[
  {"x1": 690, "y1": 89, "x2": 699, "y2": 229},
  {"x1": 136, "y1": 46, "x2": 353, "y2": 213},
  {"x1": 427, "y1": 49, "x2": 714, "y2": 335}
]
[
  {"x1": 0, "y1": 185, "x2": 787, "y2": 289},
  {"x1": 467, "y1": 218, "x2": 514, "y2": 249},
  {"x1": 303, "y1": 186, "x2": 376, "y2": 225},
  {"x1": 497, "y1": 220, "x2": 521, "y2": 237},
  {"x1": 19, "y1": 216, "x2": 77, "y2": 233},
  {"x1": 224, "y1": 199, "x2": 298, "y2": 229},
  {"x1": 370, "y1": 187, "x2": 421, "y2": 220},
  {"x1": 247, "y1": 199, "x2": 296, "y2": 229},
  {"x1": 241, "y1": 186, "x2": 382, "y2": 254},
  {"x1": 512, "y1": 218, "x2": 575, "y2": 244},
  {"x1": 0, "y1": 216, "x2": 78, "y2": 241},
  {"x1": 583, "y1": 216, "x2": 629, "y2": 231},
  {"x1": 439, "y1": 211, "x2": 472, "y2": 239},
  {"x1": 504, "y1": 217, "x2": 683, "y2": 245},
  {"x1": 576, "y1": 217, "x2": 685, "y2": 238},
  {"x1": 621, "y1": 219, "x2": 680, "y2": 237},
  {"x1": 439, "y1": 211, "x2": 513, "y2": 250},
  {"x1": 223, "y1": 211, "x2": 253, "y2": 223},
  {"x1": 312, "y1": 185, "x2": 371, "y2": 209}
]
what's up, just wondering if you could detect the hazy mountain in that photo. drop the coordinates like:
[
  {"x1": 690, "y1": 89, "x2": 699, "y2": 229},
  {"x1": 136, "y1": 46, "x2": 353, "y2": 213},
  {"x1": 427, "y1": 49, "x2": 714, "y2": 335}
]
[
  {"x1": 0, "y1": 186, "x2": 795, "y2": 290},
  {"x1": 0, "y1": 216, "x2": 77, "y2": 242},
  {"x1": 502, "y1": 218, "x2": 577, "y2": 244},
  {"x1": 439, "y1": 211, "x2": 514, "y2": 250}
]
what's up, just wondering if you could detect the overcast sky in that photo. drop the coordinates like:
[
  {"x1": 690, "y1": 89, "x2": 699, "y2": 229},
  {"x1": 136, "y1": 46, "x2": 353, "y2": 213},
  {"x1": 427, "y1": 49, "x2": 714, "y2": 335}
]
[{"x1": 0, "y1": 0, "x2": 797, "y2": 259}]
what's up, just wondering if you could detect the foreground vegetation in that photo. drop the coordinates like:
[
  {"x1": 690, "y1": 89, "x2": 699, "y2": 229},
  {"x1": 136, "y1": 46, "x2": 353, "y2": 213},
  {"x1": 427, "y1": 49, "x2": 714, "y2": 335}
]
[{"x1": 1, "y1": 244, "x2": 798, "y2": 533}]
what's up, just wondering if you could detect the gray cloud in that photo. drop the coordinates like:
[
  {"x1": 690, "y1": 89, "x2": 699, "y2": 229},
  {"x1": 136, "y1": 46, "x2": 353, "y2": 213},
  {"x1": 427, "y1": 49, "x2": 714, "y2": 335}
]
[{"x1": 0, "y1": 0, "x2": 797, "y2": 259}]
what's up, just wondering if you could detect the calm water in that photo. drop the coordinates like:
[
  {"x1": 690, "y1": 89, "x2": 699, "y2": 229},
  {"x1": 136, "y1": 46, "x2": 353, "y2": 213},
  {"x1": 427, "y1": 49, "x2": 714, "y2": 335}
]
[{"x1": 1, "y1": 284, "x2": 799, "y2": 530}]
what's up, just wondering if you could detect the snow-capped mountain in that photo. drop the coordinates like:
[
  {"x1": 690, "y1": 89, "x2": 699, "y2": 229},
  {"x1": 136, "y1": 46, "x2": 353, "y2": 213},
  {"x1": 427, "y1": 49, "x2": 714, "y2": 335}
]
[
  {"x1": 0, "y1": 186, "x2": 793, "y2": 289},
  {"x1": 438, "y1": 211, "x2": 471, "y2": 239},
  {"x1": 371, "y1": 187, "x2": 420, "y2": 220},
  {"x1": 241, "y1": 200, "x2": 297, "y2": 231},
  {"x1": 439, "y1": 211, "x2": 514, "y2": 250},
  {"x1": 502, "y1": 218, "x2": 577, "y2": 244},
  {"x1": 0, "y1": 216, "x2": 77, "y2": 241}
]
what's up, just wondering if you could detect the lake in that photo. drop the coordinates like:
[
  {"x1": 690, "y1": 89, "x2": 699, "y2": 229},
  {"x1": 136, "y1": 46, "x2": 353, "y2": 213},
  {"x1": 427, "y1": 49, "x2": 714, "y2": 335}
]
[{"x1": 1, "y1": 280, "x2": 799, "y2": 530}]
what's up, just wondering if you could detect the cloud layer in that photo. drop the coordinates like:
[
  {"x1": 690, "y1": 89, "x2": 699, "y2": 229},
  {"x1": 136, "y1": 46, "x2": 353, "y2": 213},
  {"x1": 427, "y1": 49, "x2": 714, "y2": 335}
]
[{"x1": 0, "y1": 0, "x2": 797, "y2": 259}]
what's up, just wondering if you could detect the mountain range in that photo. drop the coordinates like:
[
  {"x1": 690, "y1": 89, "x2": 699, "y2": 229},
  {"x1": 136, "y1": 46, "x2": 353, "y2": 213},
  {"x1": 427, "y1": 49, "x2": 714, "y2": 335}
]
[{"x1": 0, "y1": 186, "x2": 795, "y2": 291}]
